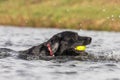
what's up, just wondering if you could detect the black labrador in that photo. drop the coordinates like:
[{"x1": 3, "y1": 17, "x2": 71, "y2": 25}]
[
  {"x1": 18, "y1": 31, "x2": 92, "y2": 60},
  {"x1": 0, "y1": 31, "x2": 91, "y2": 60}
]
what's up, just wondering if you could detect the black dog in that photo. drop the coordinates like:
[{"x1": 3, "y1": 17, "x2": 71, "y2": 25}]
[{"x1": 18, "y1": 31, "x2": 92, "y2": 60}]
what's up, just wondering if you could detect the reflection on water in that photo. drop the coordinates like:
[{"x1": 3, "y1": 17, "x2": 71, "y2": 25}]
[{"x1": 0, "y1": 26, "x2": 120, "y2": 80}]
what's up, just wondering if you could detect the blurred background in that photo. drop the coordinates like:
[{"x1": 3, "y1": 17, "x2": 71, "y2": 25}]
[{"x1": 0, "y1": 0, "x2": 120, "y2": 31}]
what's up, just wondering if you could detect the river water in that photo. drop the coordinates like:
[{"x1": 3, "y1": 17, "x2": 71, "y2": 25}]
[{"x1": 0, "y1": 26, "x2": 120, "y2": 80}]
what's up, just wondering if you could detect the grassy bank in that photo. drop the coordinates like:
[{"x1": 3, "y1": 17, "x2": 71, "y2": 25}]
[{"x1": 0, "y1": 0, "x2": 120, "y2": 31}]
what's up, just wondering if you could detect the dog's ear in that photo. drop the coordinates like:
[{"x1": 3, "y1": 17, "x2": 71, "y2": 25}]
[
  {"x1": 51, "y1": 34, "x2": 62, "y2": 53},
  {"x1": 46, "y1": 33, "x2": 62, "y2": 54},
  {"x1": 51, "y1": 42, "x2": 59, "y2": 53}
]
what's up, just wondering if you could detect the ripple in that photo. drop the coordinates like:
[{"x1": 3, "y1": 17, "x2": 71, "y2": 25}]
[
  {"x1": 105, "y1": 63, "x2": 117, "y2": 67},
  {"x1": 107, "y1": 78, "x2": 120, "y2": 80},
  {"x1": 52, "y1": 71, "x2": 78, "y2": 75},
  {"x1": 0, "y1": 27, "x2": 120, "y2": 80},
  {"x1": 16, "y1": 70, "x2": 32, "y2": 76}
]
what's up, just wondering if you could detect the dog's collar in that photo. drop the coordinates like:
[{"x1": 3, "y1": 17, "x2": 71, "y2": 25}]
[{"x1": 47, "y1": 43, "x2": 54, "y2": 56}]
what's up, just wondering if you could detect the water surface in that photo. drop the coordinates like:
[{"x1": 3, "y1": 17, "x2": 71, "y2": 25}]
[{"x1": 0, "y1": 26, "x2": 120, "y2": 80}]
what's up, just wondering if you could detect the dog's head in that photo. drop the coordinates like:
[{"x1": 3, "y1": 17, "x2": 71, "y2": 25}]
[{"x1": 45, "y1": 31, "x2": 92, "y2": 56}]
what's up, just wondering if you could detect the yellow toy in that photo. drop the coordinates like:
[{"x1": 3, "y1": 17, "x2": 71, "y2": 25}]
[{"x1": 75, "y1": 46, "x2": 86, "y2": 51}]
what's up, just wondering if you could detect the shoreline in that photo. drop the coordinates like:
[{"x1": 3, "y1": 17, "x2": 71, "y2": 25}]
[{"x1": 0, "y1": 0, "x2": 120, "y2": 31}]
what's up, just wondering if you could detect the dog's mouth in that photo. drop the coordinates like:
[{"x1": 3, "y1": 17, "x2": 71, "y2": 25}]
[
  {"x1": 73, "y1": 36, "x2": 92, "y2": 52},
  {"x1": 71, "y1": 42, "x2": 87, "y2": 52},
  {"x1": 69, "y1": 41, "x2": 90, "y2": 55},
  {"x1": 63, "y1": 45, "x2": 87, "y2": 56}
]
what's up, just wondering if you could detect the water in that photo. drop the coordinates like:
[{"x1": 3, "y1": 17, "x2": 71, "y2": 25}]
[{"x1": 0, "y1": 26, "x2": 120, "y2": 80}]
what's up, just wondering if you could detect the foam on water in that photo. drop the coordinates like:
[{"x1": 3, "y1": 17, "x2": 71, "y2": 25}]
[{"x1": 0, "y1": 26, "x2": 120, "y2": 80}]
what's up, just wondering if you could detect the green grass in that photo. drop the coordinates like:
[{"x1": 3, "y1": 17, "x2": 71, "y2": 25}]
[{"x1": 0, "y1": 0, "x2": 120, "y2": 31}]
